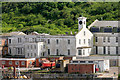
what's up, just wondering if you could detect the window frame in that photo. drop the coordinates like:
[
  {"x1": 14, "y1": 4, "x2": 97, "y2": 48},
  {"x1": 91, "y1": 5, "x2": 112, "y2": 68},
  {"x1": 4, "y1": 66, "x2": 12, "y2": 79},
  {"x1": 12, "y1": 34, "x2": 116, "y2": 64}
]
[
  {"x1": 48, "y1": 39, "x2": 50, "y2": 44},
  {"x1": 9, "y1": 61, "x2": 12, "y2": 65},
  {"x1": 56, "y1": 39, "x2": 59, "y2": 44},
  {"x1": 15, "y1": 61, "x2": 19, "y2": 65},
  {"x1": 68, "y1": 39, "x2": 70, "y2": 44},
  {"x1": 95, "y1": 37, "x2": 98, "y2": 42},
  {"x1": 48, "y1": 49, "x2": 50, "y2": 55},
  {"x1": 116, "y1": 37, "x2": 118, "y2": 43},
  {"x1": 21, "y1": 61, "x2": 25, "y2": 65},
  {"x1": 68, "y1": 49, "x2": 70, "y2": 55},
  {"x1": 78, "y1": 49, "x2": 82, "y2": 55}
]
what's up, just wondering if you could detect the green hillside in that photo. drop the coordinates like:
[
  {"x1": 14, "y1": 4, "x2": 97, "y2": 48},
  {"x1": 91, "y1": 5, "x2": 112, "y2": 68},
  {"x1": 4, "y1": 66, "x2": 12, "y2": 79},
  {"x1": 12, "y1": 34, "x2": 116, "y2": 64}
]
[{"x1": 2, "y1": 2, "x2": 119, "y2": 35}]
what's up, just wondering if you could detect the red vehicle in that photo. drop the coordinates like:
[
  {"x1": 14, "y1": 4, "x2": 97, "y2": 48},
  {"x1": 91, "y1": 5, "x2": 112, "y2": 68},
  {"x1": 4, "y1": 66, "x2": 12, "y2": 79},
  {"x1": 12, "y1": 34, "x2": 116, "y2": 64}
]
[{"x1": 39, "y1": 59, "x2": 55, "y2": 69}]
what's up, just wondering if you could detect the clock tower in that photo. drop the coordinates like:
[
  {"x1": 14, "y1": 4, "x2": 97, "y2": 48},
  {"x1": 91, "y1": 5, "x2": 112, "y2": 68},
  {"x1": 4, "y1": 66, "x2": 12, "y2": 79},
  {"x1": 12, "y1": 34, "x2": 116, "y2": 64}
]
[{"x1": 78, "y1": 17, "x2": 87, "y2": 31}]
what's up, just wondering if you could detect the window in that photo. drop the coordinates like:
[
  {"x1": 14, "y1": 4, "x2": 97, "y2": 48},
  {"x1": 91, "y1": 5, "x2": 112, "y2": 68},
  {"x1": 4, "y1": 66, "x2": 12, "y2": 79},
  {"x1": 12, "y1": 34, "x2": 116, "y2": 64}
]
[
  {"x1": 108, "y1": 37, "x2": 110, "y2": 42},
  {"x1": 18, "y1": 38, "x2": 20, "y2": 43},
  {"x1": 80, "y1": 61, "x2": 85, "y2": 63},
  {"x1": 88, "y1": 39, "x2": 90, "y2": 45},
  {"x1": 56, "y1": 49, "x2": 59, "y2": 55},
  {"x1": 95, "y1": 37, "x2": 98, "y2": 42},
  {"x1": 18, "y1": 38, "x2": 21, "y2": 43},
  {"x1": 73, "y1": 61, "x2": 78, "y2": 63},
  {"x1": 9, "y1": 39, "x2": 11, "y2": 44},
  {"x1": 34, "y1": 53, "x2": 36, "y2": 57},
  {"x1": 108, "y1": 46, "x2": 110, "y2": 54},
  {"x1": 113, "y1": 61, "x2": 116, "y2": 66},
  {"x1": 56, "y1": 39, "x2": 59, "y2": 44},
  {"x1": 31, "y1": 45, "x2": 32, "y2": 49},
  {"x1": 9, "y1": 48, "x2": 11, "y2": 54},
  {"x1": 48, "y1": 49, "x2": 50, "y2": 55},
  {"x1": 43, "y1": 52, "x2": 45, "y2": 56},
  {"x1": 21, "y1": 48, "x2": 22, "y2": 54},
  {"x1": 84, "y1": 31, "x2": 85, "y2": 36},
  {"x1": 41, "y1": 45, "x2": 42, "y2": 50},
  {"x1": 68, "y1": 40, "x2": 70, "y2": 44},
  {"x1": 48, "y1": 39, "x2": 50, "y2": 44},
  {"x1": 25, "y1": 38, "x2": 27, "y2": 42},
  {"x1": 78, "y1": 50, "x2": 82, "y2": 55},
  {"x1": 103, "y1": 37, "x2": 106, "y2": 42},
  {"x1": 28, "y1": 53, "x2": 29, "y2": 57},
  {"x1": 43, "y1": 45, "x2": 45, "y2": 49},
  {"x1": 83, "y1": 50, "x2": 85, "y2": 55},
  {"x1": 32, "y1": 38, "x2": 35, "y2": 42},
  {"x1": 116, "y1": 37, "x2": 118, "y2": 42},
  {"x1": 88, "y1": 61, "x2": 93, "y2": 63},
  {"x1": 28, "y1": 45, "x2": 29, "y2": 49},
  {"x1": 2, "y1": 61, "x2": 5, "y2": 64},
  {"x1": 84, "y1": 39, "x2": 85, "y2": 44},
  {"x1": 20, "y1": 38, "x2": 21, "y2": 42},
  {"x1": 103, "y1": 46, "x2": 106, "y2": 54},
  {"x1": 116, "y1": 47, "x2": 118, "y2": 54},
  {"x1": 18, "y1": 48, "x2": 20, "y2": 54},
  {"x1": 31, "y1": 53, "x2": 32, "y2": 57},
  {"x1": 9, "y1": 61, "x2": 12, "y2": 65},
  {"x1": 21, "y1": 61, "x2": 25, "y2": 65},
  {"x1": 68, "y1": 49, "x2": 70, "y2": 55},
  {"x1": 15, "y1": 61, "x2": 19, "y2": 65},
  {"x1": 96, "y1": 46, "x2": 98, "y2": 54},
  {"x1": 79, "y1": 39, "x2": 81, "y2": 44},
  {"x1": 34, "y1": 45, "x2": 36, "y2": 49}
]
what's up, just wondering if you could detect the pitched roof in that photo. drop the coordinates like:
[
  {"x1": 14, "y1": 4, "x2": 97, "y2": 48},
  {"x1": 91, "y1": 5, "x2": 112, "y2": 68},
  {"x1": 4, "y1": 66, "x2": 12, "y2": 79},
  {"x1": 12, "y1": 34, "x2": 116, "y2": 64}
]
[
  {"x1": 88, "y1": 19, "x2": 119, "y2": 29},
  {"x1": 1, "y1": 31, "x2": 26, "y2": 36}
]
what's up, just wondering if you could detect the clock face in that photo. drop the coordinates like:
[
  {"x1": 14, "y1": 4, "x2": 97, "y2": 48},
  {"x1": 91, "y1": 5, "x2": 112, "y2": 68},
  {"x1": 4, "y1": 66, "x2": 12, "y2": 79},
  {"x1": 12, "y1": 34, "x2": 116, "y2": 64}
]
[{"x1": 79, "y1": 21, "x2": 82, "y2": 25}]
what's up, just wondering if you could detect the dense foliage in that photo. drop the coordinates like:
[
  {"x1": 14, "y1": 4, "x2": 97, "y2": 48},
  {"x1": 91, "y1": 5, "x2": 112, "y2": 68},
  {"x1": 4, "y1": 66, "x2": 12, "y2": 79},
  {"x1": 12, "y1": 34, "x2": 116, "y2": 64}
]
[{"x1": 2, "y1": 2, "x2": 119, "y2": 35}]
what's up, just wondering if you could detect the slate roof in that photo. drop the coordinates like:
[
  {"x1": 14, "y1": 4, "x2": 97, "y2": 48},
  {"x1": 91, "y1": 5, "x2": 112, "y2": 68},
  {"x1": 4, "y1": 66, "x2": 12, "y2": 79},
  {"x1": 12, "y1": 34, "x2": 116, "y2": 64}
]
[{"x1": 88, "y1": 19, "x2": 119, "y2": 29}]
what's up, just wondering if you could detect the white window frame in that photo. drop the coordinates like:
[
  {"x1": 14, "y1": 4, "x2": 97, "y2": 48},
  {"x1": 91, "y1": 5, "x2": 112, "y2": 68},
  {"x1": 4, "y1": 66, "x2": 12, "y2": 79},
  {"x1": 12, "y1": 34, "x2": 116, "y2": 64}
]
[
  {"x1": 2, "y1": 61, "x2": 5, "y2": 64},
  {"x1": 15, "y1": 61, "x2": 19, "y2": 65},
  {"x1": 9, "y1": 61, "x2": 12, "y2": 65}
]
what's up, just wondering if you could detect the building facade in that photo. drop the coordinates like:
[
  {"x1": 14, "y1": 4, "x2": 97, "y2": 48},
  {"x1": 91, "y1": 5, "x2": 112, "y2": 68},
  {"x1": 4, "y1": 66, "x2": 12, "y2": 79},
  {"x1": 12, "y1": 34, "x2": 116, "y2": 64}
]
[
  {"x1": 7, "y1": 17, "x2": 93, "y2": 58},
  {"x1": 89, "y1": 20, "x2": 120, "y2": 55},
  {"x1": 0, "y1": 58, "x2": 35, "y2": 68}
]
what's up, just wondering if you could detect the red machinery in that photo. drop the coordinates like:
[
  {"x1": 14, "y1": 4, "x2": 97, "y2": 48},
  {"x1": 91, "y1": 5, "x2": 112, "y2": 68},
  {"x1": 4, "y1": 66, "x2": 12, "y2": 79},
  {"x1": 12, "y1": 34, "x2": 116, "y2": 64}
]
[{"x1": 39, "y1": 59, "x2": 55, "y2": 69}]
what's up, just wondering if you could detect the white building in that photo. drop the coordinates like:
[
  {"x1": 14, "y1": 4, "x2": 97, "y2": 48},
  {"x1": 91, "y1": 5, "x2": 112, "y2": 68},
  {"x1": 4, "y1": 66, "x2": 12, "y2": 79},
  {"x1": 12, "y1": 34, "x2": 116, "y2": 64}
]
[
  {"x1": 7, "y1": 17, "x2": 93, "y2": 58},
  {"x1": 89, "y1": 20, "x2": 120, "y2": 55},
  {"x1": 76, "y1": 17, "x2": 93, "y2": 57}
]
